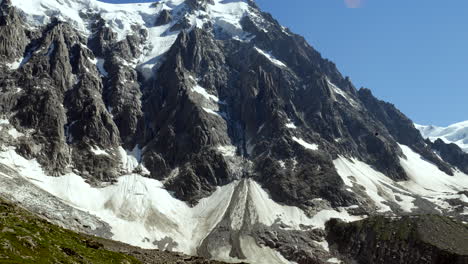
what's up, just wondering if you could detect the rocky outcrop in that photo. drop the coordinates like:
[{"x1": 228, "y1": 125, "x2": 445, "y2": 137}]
[
  {"x1": 0, "y1": 0, "x2": 28, "y2": 64},
  {"x1": 358, "y1": 88, "x2": 454, "y2": 176},
  {"x1": 0, "y1": 6, "x2": 127, "y2": 178},
  {"x1": 429, "y1": 139, "x2": 468, "y2": 175},
  {"x1": 155, "y1": 9, "x2": 172, "y2": 26},
  {"x1": 326, "y1": 215, "x2": 468, "y2": 264}
]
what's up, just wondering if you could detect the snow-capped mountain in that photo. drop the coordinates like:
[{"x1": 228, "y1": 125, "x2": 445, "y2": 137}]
[
  {"x1": 416, "y1": 121, "x2": 468, "y2": 153},
  {"x1": 0, "y1": 0, "x2": 467, "y2": 263}
]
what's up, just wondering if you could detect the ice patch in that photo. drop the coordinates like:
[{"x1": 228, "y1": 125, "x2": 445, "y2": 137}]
[
  {"x1": 6, "y1": 52, "x2": 32, "y2": 70},
  {"x1": 7, "y1": 129, "x2": 22, "y2": 139},
  {"x1": 90, "y1": 146, "x2": 108, "y2": 156},
  {"x1": 188, "y1": 0, "x2": 256, "y2": 40},
  {"x1": 310, "y1": 209, "x2": 363, "y2": 229},
  {"x1": 254, "y1": 47, "x2": 287, "y2": 67},
  {"x1": 316, "y1": 240, "x2": 329, "y2": 252},
  {"x1": 327, "y1": 258, "x2": 342, "y2": 264},
  {"x1": 118, "y1": 146, "x2": 140, "y2": 173},
  {"x1": 461, "y1": 194, "x2": 468, "y2": 203},
  {"x1": 96, "y1": 58, "x2": 108, "y2": 77},
  {"x1": 285, "y1": 119, "x2": 297, "y2": 129},
  {"x1": 203, "y1": 107, "x2": 227, "y2": 119},
  {"x1": 292, "y1": 137, "x2": 318, "y2": 150},
  {"x1": 45, "y1": 43, "x2": 55, "y2": 56},
  {"x1": 138, "y1": 23, "x2": 179, "y2": 79},
  {"x1": 6, "y1": 57, "x2": 23, "y2": 70},
  {"x1": 192, "y1": 83, "x2": 223, "y2": 104},
  {"x1": 217, "y1": 145, "x2": 237, "y2": 157},
  {"x1": 278, "y1": 160, "x2": 286, "y2": 168}
]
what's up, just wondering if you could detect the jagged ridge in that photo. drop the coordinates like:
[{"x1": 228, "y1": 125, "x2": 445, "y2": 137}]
[{"x1": 0, "y1": 0, "x2": 467, "y2": 263}]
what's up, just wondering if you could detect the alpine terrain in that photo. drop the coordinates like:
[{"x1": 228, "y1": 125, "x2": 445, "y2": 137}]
[{"x1": 0, "y1": 0, "x2": 467, "y2": 263}]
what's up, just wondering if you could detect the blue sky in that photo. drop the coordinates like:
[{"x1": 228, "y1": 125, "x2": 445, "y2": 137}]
[
  {"x1": 254, "y1": 0, "x2": 468, "y2": 126},
  {"x1": 104, "y1": 0, "x2": 467, "y2": 126}
]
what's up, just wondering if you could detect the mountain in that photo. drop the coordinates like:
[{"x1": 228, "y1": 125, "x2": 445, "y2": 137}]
[
  {"x1": 417, "y1": 121, "x2": 468, "y2": 153},
  {"x1": 0, "y1": 0, "x2": 467, "y2": 263},
  {"x1": 416, "y1": 121, "x2": 468, "y2": 177}
]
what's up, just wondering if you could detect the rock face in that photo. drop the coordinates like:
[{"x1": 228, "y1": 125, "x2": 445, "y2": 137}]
[
  {"x1": 429, "y1": 139, "x2": 468, "y2": 175},
  {"x1": 326, "y1": 216, "x2": 468, "y2": 264},
  {"x1": 0, "y1": 0, "x2": 467, "y2": 263},
  {"x1": 417, "y1": 121, "x2": 468, "y2": 153}
]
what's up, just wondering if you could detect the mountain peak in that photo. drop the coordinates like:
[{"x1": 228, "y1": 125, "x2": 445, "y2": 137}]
[{"x1": 1, "y1": 1, "x2": 468, "y2": 263}]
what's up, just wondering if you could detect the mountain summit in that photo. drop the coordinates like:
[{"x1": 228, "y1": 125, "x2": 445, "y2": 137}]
[{"x1": 0, "y1": 0, "x2": 467, "y2": 263}]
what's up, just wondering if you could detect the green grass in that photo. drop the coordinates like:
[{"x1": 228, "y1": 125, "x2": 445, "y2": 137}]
[{"x1": 0, "y1": 199, "x2": 141, "y2": 264}]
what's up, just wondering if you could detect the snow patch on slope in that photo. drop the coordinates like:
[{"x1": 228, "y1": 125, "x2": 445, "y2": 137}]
[
  {"x1": 191, "y1": 81, "x2": 223, "y2": 104},
  {"x1": 254, "y1": 46, "x2": 287, "y2": 67},
  {"x1": 187, "y1": 0, "x2": 258, "y2": 41},
  {"x1": 95, "y1": 58, "x2": 108, "y2": 77},
  {"x1": 6, "y1": 57, "x2": 23, "y2": 70},
  {"x1": 189, "y1": 77, "x2": 228, "y2": 120},
  {"x1": 217, "y1": 145, "x2": 237, "y2": 157},
  {"x1": 90, "y1": 146, "x2": 108, "y2": 156},
  {"x1": 292, "y1": 137, "x2": 318, "y2": 151},
  {"x1": 285, "y1": 119, "x2": 297, "y2": 129},
  {"x1": 327, "y1": 79, "x2": 359, "y2": 108},
  {"x1": 333, "y1": 144, "x2": 468, "y2": 214},
  {"x1": 334, "y1": 156, "x2": 416, "y2": 213},
  {"x1": 247, "y1": 180, "x2": 362, "y2": 229},
  {"x1": 399, "y1": 144, "x2": 468, "y2": 195}
]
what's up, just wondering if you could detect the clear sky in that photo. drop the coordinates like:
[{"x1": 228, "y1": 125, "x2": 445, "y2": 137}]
[{"x1": 103, "y1": 0, "x2": 467, "y2": 126}]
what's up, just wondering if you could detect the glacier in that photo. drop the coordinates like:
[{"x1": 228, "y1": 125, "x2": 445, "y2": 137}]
[{"x1": 416, "y1": 121, "x2": 468, "y2": 153}]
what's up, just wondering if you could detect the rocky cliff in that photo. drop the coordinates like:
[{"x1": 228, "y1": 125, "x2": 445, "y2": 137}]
[{"x1": 326, "y1": 215, "x2": 468, "y2": 264}]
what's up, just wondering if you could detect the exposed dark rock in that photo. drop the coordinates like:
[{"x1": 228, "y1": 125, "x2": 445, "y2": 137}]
[
  {"x1": 326, "y1": 216, "x2": 468, "y2": 264},
  {"x1": 429, "y1": 138, "x2": 468, "y2": 174},
  {"x1": 155, "y1": 9, "x2": 172, "y2": 26},
  {"x1": 358, "y1": 88, "x2": 454, "y2": 176},
  {"x1": 170, "y1": 16, "x2": 191, "y2": 32},
  {"x1": 0, "y1": 1, "x2": 28, "y2": 64}
]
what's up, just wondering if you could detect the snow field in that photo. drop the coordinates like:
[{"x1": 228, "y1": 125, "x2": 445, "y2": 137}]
[{"x1": 416, "y1": 121, "x2": 468, "y2": 153}]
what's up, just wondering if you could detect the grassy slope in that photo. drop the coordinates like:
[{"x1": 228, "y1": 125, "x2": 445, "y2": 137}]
[{"x1": 0, "y1": 198, "x2": 140, "y2": 264}]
